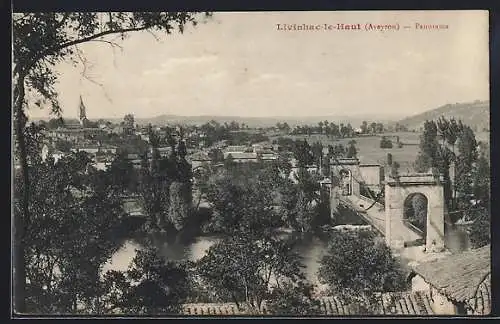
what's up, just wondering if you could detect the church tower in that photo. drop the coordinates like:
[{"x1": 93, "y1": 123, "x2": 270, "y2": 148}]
[{"x1": 79, "y1": 95, "x2": 88, "y2": 126}]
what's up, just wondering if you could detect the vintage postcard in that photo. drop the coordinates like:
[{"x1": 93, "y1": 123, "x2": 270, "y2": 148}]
[{"x1": 12, "y1": 10, "x2": 490, "y2": 317}]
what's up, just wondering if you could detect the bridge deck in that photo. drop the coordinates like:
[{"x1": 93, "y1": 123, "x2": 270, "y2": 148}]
[
  {"x1": 343, "y1": 196, "x2": 386, "y2": 234},
  {"x1": 343, "y1": 195, "x2": 422, "y2": 246}
]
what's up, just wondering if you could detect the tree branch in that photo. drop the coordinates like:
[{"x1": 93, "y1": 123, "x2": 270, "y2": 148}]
[
  {"x1": 16, "y1": 25, "x2": 151, "y2": 77},
  {"x1": 75, "y1": 45, "x2": 113, "y2": 103}
]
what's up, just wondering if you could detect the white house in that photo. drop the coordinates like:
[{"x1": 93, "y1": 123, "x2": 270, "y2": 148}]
[{"x1": 224, "y1": 152, "x2": 258, "y2": 163}]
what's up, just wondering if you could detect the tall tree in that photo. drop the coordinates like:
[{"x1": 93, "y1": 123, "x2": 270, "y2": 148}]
[
  {"x1": 360, "y1": 121, "x2": 368, "y2": 134},
  {"x1": 167, "y1": 181, "x2": 192, "y2": 231}
]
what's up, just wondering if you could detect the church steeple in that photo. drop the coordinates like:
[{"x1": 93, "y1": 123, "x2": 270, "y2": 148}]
[{"x1": 79, "y1": 95, "x2": 88, "y2": 126}]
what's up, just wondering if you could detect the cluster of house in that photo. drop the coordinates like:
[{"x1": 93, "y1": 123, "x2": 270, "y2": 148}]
[{"x1": 189, "y1": 142, "x2": 280, "y2": 169}]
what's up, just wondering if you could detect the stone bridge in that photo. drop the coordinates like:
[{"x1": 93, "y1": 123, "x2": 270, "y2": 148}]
[{"x1": 327, "y1": 158, "x2": 446, "y2": 254}]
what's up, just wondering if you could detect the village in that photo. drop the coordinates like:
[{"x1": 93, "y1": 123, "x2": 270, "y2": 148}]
[
  {"x1": 19, "y1": 96, "x2": 491, "y2": 316},
  {"x1": 12, "y1": 11, "x2": 491, "y2": 318}
]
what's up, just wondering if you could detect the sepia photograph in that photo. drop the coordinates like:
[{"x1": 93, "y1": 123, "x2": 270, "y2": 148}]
[{"x1": 12, "y1": 10, "x2": 491, "y2": 317}]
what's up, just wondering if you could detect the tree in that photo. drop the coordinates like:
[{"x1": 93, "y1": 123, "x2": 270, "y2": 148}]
[
  {"x1": 123, "y1": 114, "x2": 135, "y2": 134},
  {"x1": 101, "y1": 246, "x2": 191, "y2": 314},
  {"x1": 13, "y1": 135, "x2": 129, "y2": 313},
  {"x1": 167, "y1": 182, "x2": 192, "y2": 231},
  {"x1": 204, "y1": 165, "x2": 280, "y2": 235},
  {"x1": 346, "y1": 140, "x2": 357, "y2": 158},
  {"x1": 467, "y1": 208, "x2": 490, "y2": 249},
  {"x1": 318, "y1": 230, "x2": 407, "y2": 314},
  {"x1": 208, "y1": 148, "x2": 224, "y2": 164},
  {"x1": 390, "y1": 161, "x2": 400, "y2": 179},
  {"x1": 360, "y1": 121, "x2": 368, "y2": 134},
  {"x1": 414, "y1": 119, "x2": 455, "y2": 211},
  {"x1": 379, "y1": 136, "x2": 393, "y2": 149},
  {"x1": 266, "y1": 281, "x2": 321, "y2": 315},
  {"x1": 54, "y1": 139, "x2": 72, "y2": 152},
  {"x1": 47, "y1": 118, "x2": 64, "y2": 129},
  {"x1": 311, "y1": 141, "x2": 323, "y2": 167},
  {"x1": 293, "y1": 139, "x2": 314, "y2": 167},
  {"x1": 13, "y1": 12, "x2": 211, "y2": 312},
  {"x1": 195, "y1": 234, "x2": 305, "y2": 311},
  {"x1": 455, "y1": 124, "x2": 478, "y2": 207},
  {"x1": 467, "y1": 148, "x2": 490, "y2": 248},
  {"x1": 387, "y1": 153, "x2": 393, "y2": 166}
]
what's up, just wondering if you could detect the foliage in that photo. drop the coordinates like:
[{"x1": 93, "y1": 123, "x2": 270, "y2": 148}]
[
  {"x1": 387, "y1": 153, "x2": 393, "y2": 166},
  {"x1": 138, "y1": 129, "x2": 193, "y2": 232},
  {"x1": 467, "y1": 208, "x2": 490, "y2": 249},
  {"x1": 293, "y1": 139, "x2": 315, "y2": 167},
  {"x1": 346, "y1": 140, "x2": 357, "y2": 158},
  {"x1": 167, "y1": 182, "x2": 192, "y2": 231},
  {"x1": 318, "y1": 230, "x2": 407, "y2": 313},
  {"x1": 54, "y1": 139, "x2": 72, "y2": 153},
  {"x1": 414, "y1": 117, "x2": 490, "y2": 245},
  {"x1": 13, "y1": 132, "x2": 128, "y2": 313},
  {"x1": 203, "y1": 163, "x2": 282, "y2": 235},
  {"x1": 379, "y1": 136, "x2": 393, "y2": 149},
  {"x1": 227, "y1": 131, "x2": 269, "y2": 146},
  {"x1": 101, "y1": 246, "x2": 190, "y2": 314},
  {"x1": 467, "y1": 149, "x2": 490, "y2": 248},
  {"x1": 195, "y1": 234, "x2": 305, "y2": 310},
  {"x1": 266, "y1": 281, "x2": 321, "y2": 316},
  {"x1": 46, "y1": 118, "x2": 64, "y2": 129},
  {"x1": 390, "y1": 161, "x2": 400, "y2": 179},
  {"x1": 13, "y1": 11, "x2": 212, "y2": 313},
  {"x1": 404, "y1": 194, "x2": 427, "y2": 232},
  {"x1": 107, "y1": 153, "x2": 138, "y2": 194}
]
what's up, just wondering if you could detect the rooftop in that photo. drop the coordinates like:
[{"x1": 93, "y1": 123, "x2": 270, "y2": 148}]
[
  {"x1": 224, "y1": 152, "x2": 258, "y2": 159},
  {"x1": 411, "y1": 245, "x2": 491, "y2": 304},
  {"x1": 181, "y1": 291, "x2": 436, "y2": 316}
]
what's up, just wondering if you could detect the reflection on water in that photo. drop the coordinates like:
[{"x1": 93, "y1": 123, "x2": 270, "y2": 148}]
[{"x1": 103, "y1": 232, "x2": 331, "y2": 289}]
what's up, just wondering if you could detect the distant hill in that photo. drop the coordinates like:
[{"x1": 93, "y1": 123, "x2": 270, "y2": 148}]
[
  {"x1": 131, "y1": 113, "x2": 403, "y2": 128},
  {"x1": 397, "y1": 100, "x2": 490, "y2": 131}
]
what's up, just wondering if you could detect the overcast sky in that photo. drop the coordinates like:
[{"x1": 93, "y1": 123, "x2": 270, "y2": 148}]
[{"x1": 24, "y1": 10, "x2": 489, "y2": 120}]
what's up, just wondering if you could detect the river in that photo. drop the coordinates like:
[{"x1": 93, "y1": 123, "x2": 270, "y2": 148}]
[{"x1": 102, "y1": 231, "x2": 331, "y2": 292}]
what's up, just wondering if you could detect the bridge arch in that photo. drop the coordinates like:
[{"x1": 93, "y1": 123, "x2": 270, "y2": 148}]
[
  {"x1": 339, "y1": 168, "x2": 352, "y2": 196},
  {"x1": 403, "y1": 193, "x2": 428, "y2": 233},
  {"x1": 385, "y1": 174, "x2": 445, "y2": 253}
]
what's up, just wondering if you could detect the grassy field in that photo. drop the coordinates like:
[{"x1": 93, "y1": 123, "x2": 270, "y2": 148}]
[
  {"x1": 269, "y1": 131, "x2": 489, "y2": 172},
  {"x1": 269, "y1": 132, "x2": 419, "y2": 169}
]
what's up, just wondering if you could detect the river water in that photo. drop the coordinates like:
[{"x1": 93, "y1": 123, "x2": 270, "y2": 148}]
[{"x1": 102, "y1": 232, "x2": 331, "y2": 291}]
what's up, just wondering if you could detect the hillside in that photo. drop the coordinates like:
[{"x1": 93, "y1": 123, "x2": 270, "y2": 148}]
[
  {"x1": 397, "y1": 100, "x2": 490, "y2": 131},
  {"x1": 132, "y1": 113, "x2": 403, "y2": 128}
]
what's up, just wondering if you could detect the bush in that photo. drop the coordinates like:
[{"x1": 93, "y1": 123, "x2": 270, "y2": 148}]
[{"x1": 379, "y1": 136, "x2": 393, "y2": 149}]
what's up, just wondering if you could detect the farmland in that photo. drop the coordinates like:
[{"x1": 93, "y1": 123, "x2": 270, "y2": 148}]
[{"x1": 269, "y1": 131, "x2": 489, "y2": 172}]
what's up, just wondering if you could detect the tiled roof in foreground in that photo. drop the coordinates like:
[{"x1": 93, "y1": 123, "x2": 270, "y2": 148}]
[
  {"x1": 181, "y1": 291, "x2": 435, "y2": 316},
  {"x1": 412, "y1": 245, "x2": 491, "y2": 304}
]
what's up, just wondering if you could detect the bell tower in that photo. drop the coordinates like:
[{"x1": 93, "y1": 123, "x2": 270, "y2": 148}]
[{"x1": 79, "y1": 95, "x2": 88, "y2": 126}]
